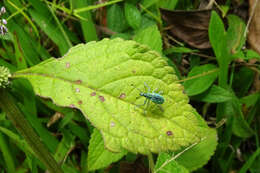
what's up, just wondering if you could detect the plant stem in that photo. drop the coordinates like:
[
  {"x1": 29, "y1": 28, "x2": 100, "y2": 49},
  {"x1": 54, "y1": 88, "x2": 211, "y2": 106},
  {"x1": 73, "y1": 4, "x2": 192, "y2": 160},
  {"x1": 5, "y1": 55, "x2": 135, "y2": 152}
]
[
  {"x1": 147, "y1": 152, "x2": 155, "y2": 173},
  {"x1": 0, "y1": 89, "x2": 63, "y2": 173}
]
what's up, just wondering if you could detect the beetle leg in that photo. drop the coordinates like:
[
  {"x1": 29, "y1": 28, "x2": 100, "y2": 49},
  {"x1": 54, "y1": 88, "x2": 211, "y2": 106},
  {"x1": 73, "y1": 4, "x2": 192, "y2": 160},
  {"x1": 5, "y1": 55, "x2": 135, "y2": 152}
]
[
  {"x1": 144, "y1": 99, "x2": 151, "y2": 114},
  {"x1": 158, "y1": 90, "x2": 163, "y2": 95},
  {"x1": 144, "y1": 82, "x2": 151, "y2": 93},
  {"x1": 153, "y1": 88, "x2": 158, "y2": 93},
  {"x1": 157, "y1": 104, "x2": 164, "y2": 112}
]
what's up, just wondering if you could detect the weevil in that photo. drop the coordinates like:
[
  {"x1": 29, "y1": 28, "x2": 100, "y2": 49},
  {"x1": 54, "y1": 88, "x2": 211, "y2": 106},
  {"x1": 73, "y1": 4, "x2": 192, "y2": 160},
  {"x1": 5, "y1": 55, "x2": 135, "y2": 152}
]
[{"x1": 131, "y1": 82, "x2": 164, "y2": 114}]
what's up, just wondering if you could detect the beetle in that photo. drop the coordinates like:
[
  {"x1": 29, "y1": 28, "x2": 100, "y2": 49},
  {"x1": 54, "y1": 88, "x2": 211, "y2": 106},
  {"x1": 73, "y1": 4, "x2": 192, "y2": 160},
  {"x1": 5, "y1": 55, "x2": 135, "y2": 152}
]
[{"x1": 131, "y1": 82, "x2": 164, "y2": 114}]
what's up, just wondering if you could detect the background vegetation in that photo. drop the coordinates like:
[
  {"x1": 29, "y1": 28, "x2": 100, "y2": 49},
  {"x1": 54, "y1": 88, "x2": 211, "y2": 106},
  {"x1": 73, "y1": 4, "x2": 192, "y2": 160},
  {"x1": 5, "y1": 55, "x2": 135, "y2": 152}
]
[{"x1": 0, "y1": 0, "x2": 259, "y2": 173}]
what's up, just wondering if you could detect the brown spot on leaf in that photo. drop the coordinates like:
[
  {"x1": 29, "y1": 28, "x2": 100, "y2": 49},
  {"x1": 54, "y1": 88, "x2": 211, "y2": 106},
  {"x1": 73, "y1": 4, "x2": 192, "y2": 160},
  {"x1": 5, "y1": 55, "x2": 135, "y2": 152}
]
[
  {"x1": 119, "y1": 93, "x2": 126, "y2": 99},
  {"x1": 19, "y1": 57, "x2": 23, "y2": 62},
  {"x1": 66, "y1": 62, "x2": 70, "y2": 68},
  {"x1": 75, "y1": 80, "x2": 82, "y2": 84},
  {"x1": 132, "y1": 70, "x2": 136, "y2": 74},
  {"x1": 91, "y1": 92, "x2": 96, "y2": 96},
  {"x1": 166, "y1": 131, "x2": 173, "y2": 136},
  {"x1": 99, "y1": 96, "x2": 105, "y2": 102},
  {"x1": 78, "y1": 100, "x2": 83, "y2": 105}
]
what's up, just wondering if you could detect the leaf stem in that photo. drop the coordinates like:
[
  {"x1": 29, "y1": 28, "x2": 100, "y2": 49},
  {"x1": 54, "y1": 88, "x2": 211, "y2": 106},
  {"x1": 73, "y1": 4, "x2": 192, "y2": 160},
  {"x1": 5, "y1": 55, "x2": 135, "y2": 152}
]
[
  {"x1": 147, "y1": 152, "x2": 155, "y2": 173},
  {"x1": 0, "y1": 89, "x2": 63, "y2": 173}
]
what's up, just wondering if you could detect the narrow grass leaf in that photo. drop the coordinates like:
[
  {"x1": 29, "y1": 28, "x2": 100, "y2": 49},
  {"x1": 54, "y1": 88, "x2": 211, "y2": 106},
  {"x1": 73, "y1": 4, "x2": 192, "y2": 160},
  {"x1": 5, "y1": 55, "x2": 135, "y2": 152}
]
[
  {"x1": 28, "y1": 6, "x2": 70, "y2": 55},
  {"x1": 0, "y1": 126, "x2": 34, "y2": 154},
  {"x1": 74, "y1": 0, "x2": 98, "y2": 42},
  {"x1": 7, "y1": 21, "x2": 41, "y2": 66},
  {"x1": 239, "y1": 147, "x2": 260, "y2": 173},
  {"x1": 13, "y1": 33, "x2": 27, "y2": 69},
  {"x1": 0, "y1": 133, "x2": 16, "y2": 173},
  {"x1": 12, "y1": 79, "x2": 59, "y2": 153}
]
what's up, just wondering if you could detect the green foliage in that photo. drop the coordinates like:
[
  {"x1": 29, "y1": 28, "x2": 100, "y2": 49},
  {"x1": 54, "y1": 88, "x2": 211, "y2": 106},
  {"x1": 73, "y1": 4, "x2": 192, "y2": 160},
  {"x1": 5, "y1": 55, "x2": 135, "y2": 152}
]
[
  {"x1": 124, "y1": 3, "x2": 141, "y2": 29},
  {"x1": 134, "y1": 24, "x2": 162, "y2": 53},
  {"x1": 107, "y1": 4, "x2": 129, "y2": 32},
  {"x1": 183, "y1": 64, "x2": 218, "y2": 96}
]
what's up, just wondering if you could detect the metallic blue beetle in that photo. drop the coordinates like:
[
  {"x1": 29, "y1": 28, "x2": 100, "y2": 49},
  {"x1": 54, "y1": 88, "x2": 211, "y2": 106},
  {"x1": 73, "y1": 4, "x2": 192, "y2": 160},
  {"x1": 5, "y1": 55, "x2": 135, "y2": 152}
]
[{"x1": 131, "y1": 82, "x2": 164, "y2": 113}]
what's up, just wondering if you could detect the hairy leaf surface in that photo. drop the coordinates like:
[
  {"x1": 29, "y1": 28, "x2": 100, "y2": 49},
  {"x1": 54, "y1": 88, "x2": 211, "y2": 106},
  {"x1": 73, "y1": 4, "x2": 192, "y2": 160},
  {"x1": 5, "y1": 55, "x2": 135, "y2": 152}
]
[{"x1": 14, "y1": 38, "x2": 214, "y2": 154}]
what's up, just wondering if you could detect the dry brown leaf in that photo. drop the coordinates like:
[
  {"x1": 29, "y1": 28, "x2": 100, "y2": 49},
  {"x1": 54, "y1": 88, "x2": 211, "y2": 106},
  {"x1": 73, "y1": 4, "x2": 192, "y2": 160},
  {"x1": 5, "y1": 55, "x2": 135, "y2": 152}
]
[
  {"x1": 248, "y1": 0, "x2": 260, "y2": 54},
  {"x1": 160, "y1": 8, "x2": 211, "y2": 49},
  {"x1": 119, "y1": 158, "x2": 149, "y2": 173}
]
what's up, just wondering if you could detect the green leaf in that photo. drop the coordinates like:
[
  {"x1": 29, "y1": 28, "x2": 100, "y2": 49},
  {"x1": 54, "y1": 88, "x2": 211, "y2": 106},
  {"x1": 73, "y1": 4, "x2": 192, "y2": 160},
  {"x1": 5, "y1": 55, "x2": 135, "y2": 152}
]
[
  {"x1": 54, "y1": 129, "x2": 75, "y2": 162},
  {"x1": 154, "y1": 152, "x2": 189, "y2": 173},
  {"x1": 209, "y1": 11, "x2": 226, "y2": 59},
  {"x1": 141, "y1": 0, "x2": 159, "y2": 9},
  {"x1": 28, "y1": 0, "x2": 71, "y2": 55},
  {"x1": 246, "y1": 49, "x2": 260, "y2": 60},
  {"x1": 0, "y1": 133, "x2": 16, "y2": 173},
  {"x1": 239, "y1": 147, "x2": 260, "y2": 173},
  {"x1": 124, "y1": 3, "x2": 142, "y2": 30},
  {"x1": 183, "y1": 64, "x2": 218, "y2": 96},
  {"x1": 158, "y1": 0, "x2": 178, "y2": 10},
  {"x1": 192, "y1": 85, "x2": 233, "y2": 103},
  {"x1": 226, "y1": 15, "x2": 246, "y2": 56},
  {"x1": 74, "y1": 0, "x2": 98, "y2": 42},
  {"x1": 134, "y1": 24, "x2": 162, "y2": 53},
  {"x1": 232, "y1": 98, "x2": 254, "y2": 138},
  {"x1": 232, "y1": 67, "x2": 254, "y2": 97},
  {"x1": 164, "y1": 46, "x2": 197, "y2": 55},
  {"x1": 14, "y1": 38, "x2": 212, "y2": 154},
  {"x1": 0, "y1": 126, "x2": 34, "y2": 155},
  {"x1": 87, "y1": 128, "x2": 127, "y2": 171},
  {"x1": 240, "y1": 93, "x2": 260, "y2": 108},
  {"x1": 107, "y1": 4, "x2": 129, "y2": 32},
  {"x1": 249, "y1": 150, "x2": 260, "y2": 173},
  {"x1": 175, "y1": 128, "x2": 218, "y2": 171}
]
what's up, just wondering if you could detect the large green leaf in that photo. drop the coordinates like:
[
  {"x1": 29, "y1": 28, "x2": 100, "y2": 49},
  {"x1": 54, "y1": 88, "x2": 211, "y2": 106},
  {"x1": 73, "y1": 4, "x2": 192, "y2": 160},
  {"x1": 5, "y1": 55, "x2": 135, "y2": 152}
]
[
  {"x1": 175, "y1": 128, "x2": 217, "y2": 171},
  {"x1": 87, "y1": 128, "x2": 127, "y2": 171},
  {"x1": 154, "y1": 152, "x2": 189, "y2": 173},
  {"x1": 14, "y1": 38, "x2": 212, "y2": 154}
]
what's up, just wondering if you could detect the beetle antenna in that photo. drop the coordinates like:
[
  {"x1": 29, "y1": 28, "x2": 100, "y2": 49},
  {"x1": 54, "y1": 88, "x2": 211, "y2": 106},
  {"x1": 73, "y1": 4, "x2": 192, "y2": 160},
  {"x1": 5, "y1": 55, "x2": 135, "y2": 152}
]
[{"x1": 130, "y1": 83, "x2": 143, "y2": 92}]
